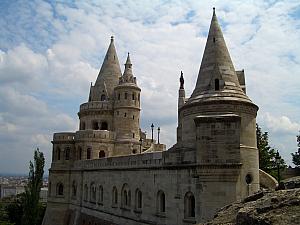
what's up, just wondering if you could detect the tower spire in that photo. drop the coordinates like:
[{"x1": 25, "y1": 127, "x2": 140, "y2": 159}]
[
  {"x1": 189, "y1": 8, "x2": 250, "y2": 103},
  {"x1": 120, "y1": 52, "x2": 136, "y2": 84}
]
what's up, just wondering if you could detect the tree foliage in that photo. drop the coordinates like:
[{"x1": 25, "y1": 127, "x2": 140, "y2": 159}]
[
  {"x1": 291, "y1": 132, "x2": 300, "y2": 167},
  {"x1": 22, "y1": 148, "x2": 45, "y2": 225},
  {"x1": 256, "y1": 124, "x2": 286, "y2": 180}
]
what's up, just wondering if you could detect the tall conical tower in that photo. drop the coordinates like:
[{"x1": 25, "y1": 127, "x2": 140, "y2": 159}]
[
  {"x1": 178, "y1": 8, "x2": 259, "y2": 199},
  {"x1": 113, "y1": 53, "x2": 141, "y2": 154}
]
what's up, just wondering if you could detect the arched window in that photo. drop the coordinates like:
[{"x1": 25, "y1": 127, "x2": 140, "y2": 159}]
[
  {"x1": 84, "y1": 184, "x2": 88, "y2": 201},
  {"x1": 118, "y1": 93, "x2": 120, "y2": 100},
  {"x1": 99, "y1": 150, "x2": 105, "y2": 158},
  {"x1": 135, "y1": 189, "x2": 142, "y2": 210},
  {"x1": 90, "y1": 183, "x2": 96, "y2": 203},
  {"x1": 57, "y1": 147, "x2": 61, "y2": 160},
  {"x1": 184, "y1": 192, "x2": 195, "y2": 218},
  {"x1": 87, "y1": 148, "x2": 91, "y2": 159},
  {"x1": 72, "y1": 181, "x2": 77, "y2": 198},
  {"x1": 215, "y1": 78, "x2": 220, "y2": 91},
  {"x1": 65, "y1": 147, "x2": 70, "y2": 160},
  {"x1": 57, "y1": 183, "x2": 64, "y2": 196},
  {"x1": 157, "y1": 190, "x2": 165, "y2": 213},
  {"x1": 132, "y1": 93, "x2": 135, "y2": 100},
  {"x1": 121, "y1": 184, "x2": 131, "y2": 208},
  {"x1": 92, "y1": 121, "x2": 99, "y2": 130},
  {"x1": 78, "y1": 147, "x2": 82, "y2": 160},
  {"x1": 100, "y1": 94, "x2": 106, "y2": 101},
  {"x1": 100, "y1": 122, "x2": 108, "y2": 130},
  {"x1": 98, "y1": 185, "x2": 103, "y2": 204},
  {"x1": 112, "y1": 186, "x2": 118, "y2": 206}
]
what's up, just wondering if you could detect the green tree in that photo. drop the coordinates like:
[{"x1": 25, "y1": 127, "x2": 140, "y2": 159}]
[
  {"x1": 291, "y1": 132, "x2": 300, "y2": 167},
  {"x1": 21, "y1": 148, "x2": 45, "y2": 225},
  {"x1": 256, "y1": 124, "x2": 286, "y2": 180}
]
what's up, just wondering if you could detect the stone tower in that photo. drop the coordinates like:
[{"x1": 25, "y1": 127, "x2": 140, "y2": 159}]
[
  {"x1": 114, "y1": 53, "x2": 141, "y2": 154},
  {"x1": 177, "y1": 8, "x2": 259, "y2": 198}
]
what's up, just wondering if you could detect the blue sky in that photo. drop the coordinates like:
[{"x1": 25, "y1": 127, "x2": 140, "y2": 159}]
[{"x1": 0, "y1": 0, "x2": 300, "y2": 174}]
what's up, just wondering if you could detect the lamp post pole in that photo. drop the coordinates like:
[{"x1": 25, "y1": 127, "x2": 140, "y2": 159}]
[
  {"x1": 157, "y1": 127, "x2": 160, "y2": 144},
  {"x1": 275, "y1": 150, "x2": 280, "y2": 183},
  {"x1": 139, "y1": 138, "x2": 142, "y2": 154},
  {"x1": 151, "y1": 123, "x2": 154, "y2": 143}
]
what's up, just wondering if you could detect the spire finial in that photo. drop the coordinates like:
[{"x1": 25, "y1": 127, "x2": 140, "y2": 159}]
[
  {"x1": 213, "y1": 7, "x2": 215, "y2": 13},
  {"x1": 180, "y1": 71, "x2": 184, "y2": 89},
  {"x1": 111, "y1": 36, "x2": 114, "y2": 42}
]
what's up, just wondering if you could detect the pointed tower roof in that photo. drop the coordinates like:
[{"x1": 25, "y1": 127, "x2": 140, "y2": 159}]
[
  {"x1": 188, "y1": 8, "x2": 252, "y2": 104},
  {"x1": 93, "y1": 36, "x2": 122, "y2": 100}
]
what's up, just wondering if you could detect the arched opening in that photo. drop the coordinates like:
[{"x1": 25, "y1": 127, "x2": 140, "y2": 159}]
[
  {"x1": 90, "y1": 183, "x2": 96, "y2": 203},
  {"x1": 92, "y1": 121, "x2": 99, "y2": 130},
  {"x1": 87, "y1": 148, "x2": 91, "y2": 159},
  {"x1": 112, "y1": 186, "x2": 118, "y2": 206},
  {"x1": 100, "y1": 122, "x2": 108, "y2": 130},
  {"x1": 125, "y1": 92, "x2": 128, "y2": 99},
  {"x1": 184, "y1": 192, "x2": 195, "y2": 218},
  {"x1": 215, "y1": 78, "x2": 220, "y2": 91},
  {"x1": 57, "y1": 147, "x2": 61, "y2": 160},
  {"x1": 100, "y1": 94, "x2": 106, "y2": 101},
  {"x1": 157, "y1": 190, "x2": 165, "y2": 213},
  {"x1": 132, "y1": 93, "x2": 135, "y2": 100},
  {"x1": 65, "y1": 147, "x2": 70, "y2": 160},
  {"x1": 135, "y1": 189, "x2": 142, "y2": 210},
  {"x1": 121, "y1": 184, "x2": 131, "y2": 208},
  {"x1": 98, "y1": 185, "x2": 103, "y2": 204},
  {"x1": 99, "y1": 150, "x2": 105, "y2": 158},
  {"x1": 57, "y1": 183, "x2": 64, "y2": 196}
]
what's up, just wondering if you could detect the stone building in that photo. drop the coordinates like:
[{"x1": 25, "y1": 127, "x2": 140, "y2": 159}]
[{"x1": 42, "y1": 9, "x2": 259, "y2": 225}]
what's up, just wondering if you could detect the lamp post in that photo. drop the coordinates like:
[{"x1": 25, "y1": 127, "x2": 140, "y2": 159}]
[
  {"x1": 275, "y1": 150, "x2": 281, "y2": 183},
  {"x1": 157, "y1": 127, "x2": 160, "y2": 144},
  {"x1": 139, "y1": 138, "x2": 142, "y2": 154},
  {"x1": 151, "y1": 123, "x2": 154, "y2": 143}
]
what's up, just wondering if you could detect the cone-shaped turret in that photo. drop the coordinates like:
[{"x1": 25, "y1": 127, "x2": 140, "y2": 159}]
[
  {"x1": 119, "y1": 53, "x2": 137, "y2": 84},
  {"x1": 189, "y1": 8, "x2": 251, "y2": 104},
  {"x1": 92, "y1": 36, "x2": 121, "y2": 100}
]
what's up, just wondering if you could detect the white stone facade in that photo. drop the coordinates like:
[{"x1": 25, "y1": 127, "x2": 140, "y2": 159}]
[{"x1": 43, "y1": 9, "x2": 259, "y2": 225}]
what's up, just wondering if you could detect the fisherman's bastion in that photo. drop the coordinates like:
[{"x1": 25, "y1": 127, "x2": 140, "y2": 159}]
[{"x1": 43, "y1": 9, "x2": 264, "y2": 225}]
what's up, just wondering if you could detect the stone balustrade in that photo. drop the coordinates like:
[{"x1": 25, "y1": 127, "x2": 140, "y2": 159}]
[
  {"x1": 75, "y1": 130, "x2": 115, "y2": 140},
  {"x1": 73, "y1": 152, "x2": 163, "y2": 170},
  {"x1": 79, "y1": 101, "x2": 113, "y2": 111},
  {"x1": 53, "y1": 132, "x2": 75, "y2": 141}
]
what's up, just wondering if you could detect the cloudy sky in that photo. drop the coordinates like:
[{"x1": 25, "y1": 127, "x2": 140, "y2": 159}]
[{"x1": 0, "y1": 0, "x2": 299, "y2": 175}]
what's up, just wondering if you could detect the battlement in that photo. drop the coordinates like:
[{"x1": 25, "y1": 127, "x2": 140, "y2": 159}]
[
  {"x1": 79, "y1": 101, "x2": 113, "y2": 112},
  {"x1": 75, "y1": 130, "x2": 115, "y2": 140},
  {"x1": 73, "y1": 152, "x2": 163, "y2": 170},
  {"x1": 53, "y1": 132, "x2": 75, "y2": 141}
]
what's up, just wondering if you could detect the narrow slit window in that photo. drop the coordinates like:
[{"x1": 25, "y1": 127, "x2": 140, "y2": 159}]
[{"x1": 215, "y1": 79, "x2": 220, "y2": 91}]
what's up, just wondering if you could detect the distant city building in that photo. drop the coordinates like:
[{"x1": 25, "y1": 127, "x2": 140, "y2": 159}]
[
  {"x1": 0, "y1": 185, "x2": 25, "y2": 199},
  {"x1": 43, "y1": 9, "x2": 260, "y2": 225}
]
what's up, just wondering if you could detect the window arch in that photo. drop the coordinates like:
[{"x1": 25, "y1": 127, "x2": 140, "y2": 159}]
[
  {"x1": 184, "y1": 192, "x2": 195, "y2": 218},
  {"x1": 84, "y1": 184, "x2": 88, "y2": 201},
  {"x1": 87, "y1": 148, "x2": 91, "y2": 159},
  {"x1": 135, "y1": 189, "x2": 142, "y2": 210},
  {"x1": 157, "y1": 190, "x2": 165, "y2": 213},
  {"x1": 121, "y1": 184, "x2": 131, "y2": 208},
  {"x1": 99, "y1": 150, "x2": 105, "y2": 158},
  {"x1": 112, "y1": 186, "x2": 118, "y2": 206},
  {"x1": 215, "y1": 78, "x2": 220, "y2": 91},
  {"x1": 90, "y1": 182, "x2": 96, "y2": 203},
  {"x1": 72, "y1": 181, "x2": 77, "y2": 198},
  {"x1": 57, "y1": 147, "x2": 61, "y2": 161},
  {"x1": 100, "y1": 122, "x2": 108, "y2": 130},
  {"x1": 100, "y1": 94, "x2": 106, "y2": 101},
  {"x1": 57, "y1": 183, "x2": 64, "y2": 196},
  {"x1": 98, "y1": 185, "x2": 103, "y2": 204},
  {"x1": 65, "y1": 147, "x2": 70, "y2": 160}
]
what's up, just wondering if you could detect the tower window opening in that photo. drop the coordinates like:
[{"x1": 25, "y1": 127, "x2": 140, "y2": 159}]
[
  {"x1": 132, "y1": 93, "x2": 135, "y2": 100},
  {"x1": 57, "y1": 147, "x2": 61, "y2": 161},
  {"x1": 112, "y1": 186, "x2": 118, "y2": 206},
  {"x1": 124, "y1": 113, "x2": 127, "y2": 117},
  {"x1": 65, "y1": 147, "x2": 70, "y2": 160},
  {"x1": 184, "y1": 192, "x2": 195, "y2": 218},
  {"x1": 92, "y1": 121, "x2": 99, "y2": 130},
  {"x1": 100, "y1": 122, "x2": 108, "y2": 130},
  {"x1": 125, "y1": 93, "x2": 128, "y2": 99},
  {"x1": 57, "y1": 183, "x2": 64, "y2": 196},
  {"x1": 215, "y1": 79, "x2": 220, "y2": 91},
  {"x1": 213, "y1": 37, "x2": 216, "y2": 43},
  {"x1": 100, "y1": 94, "x2": 106, "y2": 101},
  {"x1": 132, "y1": 133, "x2": 135, "y2": 138},
  {"x1": 157, "y1": 190, "x2": 165, "y2": 213},
  {"x1": 87, "y1": 148, "x2": 91, "y2": 159},
  {"x1": 135, "y1": 189, "x2": 142, "y2": 210},
  {"x1": 133, "y1": 115, "x2": 134, "y2": 120},
  {"x1": 99, "y1": 150, "x2": 105, "y2": 158},
  {"x1": 118, "y1": 93, "x2": 120, "y2": 100}
]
